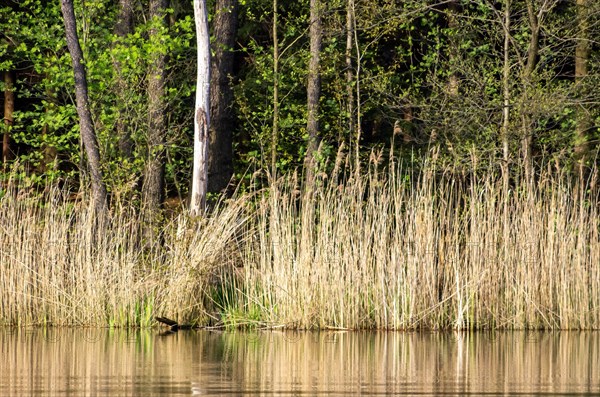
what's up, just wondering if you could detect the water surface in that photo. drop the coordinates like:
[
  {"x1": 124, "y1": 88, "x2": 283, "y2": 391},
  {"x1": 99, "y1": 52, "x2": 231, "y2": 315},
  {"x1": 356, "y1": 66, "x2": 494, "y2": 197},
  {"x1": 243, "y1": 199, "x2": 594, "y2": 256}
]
[{"x1": 1, "y1": 328, "x2": 599, "y2": 396}]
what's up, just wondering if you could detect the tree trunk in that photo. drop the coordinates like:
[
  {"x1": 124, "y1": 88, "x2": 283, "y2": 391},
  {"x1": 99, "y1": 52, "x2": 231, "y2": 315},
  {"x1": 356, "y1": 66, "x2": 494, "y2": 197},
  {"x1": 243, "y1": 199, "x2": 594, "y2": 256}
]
[
  {"x1": 114, "y1": 0, "x2": 134, "y2": 159},
  {"x1": 345, "y1": 0, "x2": 354, "y2": 147},
  {"x1": 208, "y1": 0, "x2": 238, "y2": 194},
  {"x1": 271, "y1": 0, "x2": 279, "y2": 180},
  {"x1": 61, "y1": 0, "x2": 108, "y2": 213},
  {"x1": 305, "y1": 0, "x2": 322, "y2": 170},
  {"x1": 142, "y1": 0, "x2": 168, "y2": 214},
  {"x1": 574, "y1": 0, "x2": 590, "y2": 171},
  {"x1": 502, "y1": 0, "x2": 511, "y2": 268},
  {"x1": 502, "y1": 0, "x2": 511, "y2": 176},
  {"x1": 115, "y1": 0, "x2": 133, "y2": 39},
  {"x1": 446, "y1": 0, "x2": 460, "y2": 97},
  {"x1": 3, "y1": 71, "x2": 14, "y2": 162},
  {"x1": 521, "y1": 0, "x2": 540, "y2": 181},
  {"x1": 190, "y1": 0, "x2": 211, "y2": 215},
  {"x1": 352, "y1": 0, "x2": 361, "y2": 173}
]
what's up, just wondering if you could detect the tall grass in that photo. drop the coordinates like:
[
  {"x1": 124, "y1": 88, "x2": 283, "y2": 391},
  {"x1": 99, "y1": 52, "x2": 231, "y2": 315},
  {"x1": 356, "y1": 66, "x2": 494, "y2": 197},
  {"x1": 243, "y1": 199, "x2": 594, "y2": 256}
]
[
  {"x1": 0, "y1": 185, "x2": 249, "y2": 327},
  {"x1": 241, "y1": 157, "x2": 599, "y2": 330},
  {"x1": 1, "y1": 155, "x2": 598, "y2": 329}
]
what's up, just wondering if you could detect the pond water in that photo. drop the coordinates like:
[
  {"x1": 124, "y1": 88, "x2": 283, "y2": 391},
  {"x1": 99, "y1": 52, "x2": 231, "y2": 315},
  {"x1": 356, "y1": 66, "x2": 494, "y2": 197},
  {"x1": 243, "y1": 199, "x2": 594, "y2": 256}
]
[{"x1": 1, "y1": 328, "x2": 599, "y2": 396}]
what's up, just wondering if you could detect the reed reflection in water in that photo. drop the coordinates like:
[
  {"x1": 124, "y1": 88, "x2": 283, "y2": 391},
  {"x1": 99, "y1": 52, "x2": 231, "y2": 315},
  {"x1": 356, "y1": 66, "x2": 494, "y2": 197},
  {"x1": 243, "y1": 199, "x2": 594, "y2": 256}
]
[{"x1": 1, "y1": 329, "x2": 599, "y2": 396}]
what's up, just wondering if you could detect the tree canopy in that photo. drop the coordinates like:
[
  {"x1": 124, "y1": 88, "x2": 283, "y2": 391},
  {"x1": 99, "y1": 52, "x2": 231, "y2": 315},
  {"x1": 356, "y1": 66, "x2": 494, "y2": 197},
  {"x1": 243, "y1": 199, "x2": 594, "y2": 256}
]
[{"x1": 1, "y1": 0, "x2": 598, "y2": 207}]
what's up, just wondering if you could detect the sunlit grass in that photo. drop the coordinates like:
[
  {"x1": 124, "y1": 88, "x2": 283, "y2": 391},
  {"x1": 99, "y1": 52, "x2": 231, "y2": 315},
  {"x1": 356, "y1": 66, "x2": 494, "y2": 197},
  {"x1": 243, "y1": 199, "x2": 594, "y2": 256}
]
[
  {"x1": 0, "y1": 154, "x2": 598, "y2": 329},
  {"x1": 0, "y1": 184, "x2": 250, "y2": 327},
  {"x1": 239, "y1": 156, "x2": 599, "y2": 330}
]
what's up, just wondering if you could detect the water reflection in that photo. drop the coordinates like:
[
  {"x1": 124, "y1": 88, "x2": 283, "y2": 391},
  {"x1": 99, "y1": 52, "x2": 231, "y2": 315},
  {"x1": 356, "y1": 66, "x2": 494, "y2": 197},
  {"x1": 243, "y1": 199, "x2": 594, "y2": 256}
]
[{"x1": 1, "y1": 329, "x2": 599, "y2": 396}]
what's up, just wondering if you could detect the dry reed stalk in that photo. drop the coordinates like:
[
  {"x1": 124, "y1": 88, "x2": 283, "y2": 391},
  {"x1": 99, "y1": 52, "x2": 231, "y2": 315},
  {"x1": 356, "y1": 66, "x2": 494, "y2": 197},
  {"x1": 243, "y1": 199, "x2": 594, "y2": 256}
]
[
  {"x1": 0, "y1": 185, "x2": 250, "y2": 327},
  {"x1": 241, "y1": 159, "x2": 599, "y2": 330},
  {"x1": 1, "y1": 156, "x2": 598, "y2": 330}
]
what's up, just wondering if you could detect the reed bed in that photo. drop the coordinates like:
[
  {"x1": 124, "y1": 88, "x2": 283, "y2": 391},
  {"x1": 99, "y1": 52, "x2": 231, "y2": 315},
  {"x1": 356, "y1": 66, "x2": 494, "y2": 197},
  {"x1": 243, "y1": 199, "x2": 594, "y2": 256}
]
[
  {"x1": 0, "y1": 186, "x2": 249, "y2": 327},
  {"x1": 242, "y1": 159, "x2": 599, "y2": 330},
  {"x1": 0, "y1": 156, "x2": 598, "y2": 329}
]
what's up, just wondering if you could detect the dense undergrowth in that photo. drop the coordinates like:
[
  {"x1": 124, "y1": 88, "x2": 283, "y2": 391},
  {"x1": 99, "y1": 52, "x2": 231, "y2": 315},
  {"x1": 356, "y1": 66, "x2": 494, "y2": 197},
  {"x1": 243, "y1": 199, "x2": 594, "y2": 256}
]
[{"x1": 1, "y1": 155, "x2": 598, "y2": 330}]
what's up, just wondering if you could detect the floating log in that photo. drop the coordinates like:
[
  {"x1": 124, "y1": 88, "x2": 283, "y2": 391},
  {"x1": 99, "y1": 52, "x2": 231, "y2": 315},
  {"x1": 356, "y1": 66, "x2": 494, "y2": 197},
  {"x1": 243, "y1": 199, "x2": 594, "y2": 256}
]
[{"x1": 155, "y1": 316, "x2": 195, "y2": 331}]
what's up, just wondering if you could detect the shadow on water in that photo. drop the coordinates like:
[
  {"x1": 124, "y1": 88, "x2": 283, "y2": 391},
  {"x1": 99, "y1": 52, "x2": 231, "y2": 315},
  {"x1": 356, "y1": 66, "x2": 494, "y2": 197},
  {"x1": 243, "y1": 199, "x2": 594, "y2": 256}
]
[{"x1": 1, "y1": 328, "x2": 599, "y2": 396}]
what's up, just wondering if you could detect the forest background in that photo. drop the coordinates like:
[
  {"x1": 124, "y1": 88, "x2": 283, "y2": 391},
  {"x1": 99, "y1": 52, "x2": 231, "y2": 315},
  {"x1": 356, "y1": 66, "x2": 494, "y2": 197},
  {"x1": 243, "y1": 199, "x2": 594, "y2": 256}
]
[
  {"x1": 0, "y1": 0, "x2": 599, "y2": 330},
  {"x1": 1, "y1": 0, "x2": 598, "y2": 203}
]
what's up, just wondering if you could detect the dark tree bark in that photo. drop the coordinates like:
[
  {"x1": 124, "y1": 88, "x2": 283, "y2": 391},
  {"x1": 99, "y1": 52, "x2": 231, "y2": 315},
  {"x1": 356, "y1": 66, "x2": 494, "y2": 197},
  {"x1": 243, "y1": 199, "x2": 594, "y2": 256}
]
[
  {"x1": 502, "y1": 0, "x2": 511, "y2": 176},
  {"x1": 61, "y1": 0, "x2": 108, "y2": 213},
  {"x1": 142, "y1": 0, "x2": 168, "y2": 213},
  {"x1": 3, "y1": 71, "x2": 14, "y2": 162},
  {"x1": 114, "y1": 0, "x2": 134, "y2": 159},
  {"x1": 305, "y1": 0, "x2": 322, "y2": 169},
  {"x1": 521, "y1": 0, "x2": 541, "y2": 182},
  {"x1": 115, "y1": 0, "x2": 133, "y2": 38},
  {"x1": 345, "y1": 0, "x2": 354, "y2": 147},
  {"x1": 271, "y1": 0, "x2": 279, "y2": 180},
  {"x1": 208, "y1": 0, "x2": 238, "y2": 194}
]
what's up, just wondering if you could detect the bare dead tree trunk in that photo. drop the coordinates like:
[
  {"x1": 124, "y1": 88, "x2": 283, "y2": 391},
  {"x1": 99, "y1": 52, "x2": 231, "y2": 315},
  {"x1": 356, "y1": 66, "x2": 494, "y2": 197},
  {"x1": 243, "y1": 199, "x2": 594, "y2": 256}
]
[
  {"x1": 114, "y1": 0, "x2": 134, "y2": 159},
  {"x1": 142, "y1": 0, "x2": 168, "y2": 214},
  {"x1": 209, "y1": 0, "x2": 238, "y2": 194},
  {"x1": 305, "y1": 0, "x2": 322, "y2": 171},
  {"x1": 575, "y1": 0, "x2": 591, "y2": 172},
  {"x1": 3, "y1": 71, "x2": 14, "y2": 162},
  {"x1": 61, "y1": 0, "x2": 108, "y2": 213},
  {"x1": 190, "y1": 0, "x2": 211, "y2": 215},
  {"x1": 271, "y1": 0, "x2": 279, "y2": 180}
]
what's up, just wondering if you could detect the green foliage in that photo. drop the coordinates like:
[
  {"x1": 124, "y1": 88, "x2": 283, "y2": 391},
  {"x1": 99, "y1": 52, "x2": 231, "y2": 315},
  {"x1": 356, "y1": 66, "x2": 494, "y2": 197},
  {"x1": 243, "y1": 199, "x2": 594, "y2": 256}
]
[
  {"x1": 1, "y1": 0, "x2": 598, "y2": 200},
  {"x1": 234, "y1": 0, "x2": 311, "y2": 174},
  {"x1": 0, "y1": 0, "x2": 197, "y2": 197}
]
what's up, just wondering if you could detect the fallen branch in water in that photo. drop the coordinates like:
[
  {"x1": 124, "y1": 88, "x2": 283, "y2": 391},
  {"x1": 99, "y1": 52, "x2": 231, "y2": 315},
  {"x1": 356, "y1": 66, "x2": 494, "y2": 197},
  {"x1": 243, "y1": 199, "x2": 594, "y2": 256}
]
[{"x1": 155, "y1": 316, "x2": 196, "y2": 331}]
